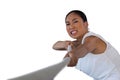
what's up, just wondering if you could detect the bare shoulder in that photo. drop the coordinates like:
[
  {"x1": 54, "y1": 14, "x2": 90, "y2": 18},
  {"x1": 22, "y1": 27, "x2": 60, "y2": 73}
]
[
  {"x1": 84, "y1": 36, "x2": 107, "y2": 54},
  {"x1": 84, "y1": 36, "x2": 99, "y2": 43}
]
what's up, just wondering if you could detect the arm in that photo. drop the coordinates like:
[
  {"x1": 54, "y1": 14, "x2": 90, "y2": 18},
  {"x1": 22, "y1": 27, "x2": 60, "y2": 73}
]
[
  {"x1": 52, "y1": 41, "x2": 71, "y2": 50},
  {"x1": 73, "y1": 36, "x2": 98, "y2": 58},
  {"x1": 66, "y1": 36, "x2": 101, "y2": 67}
]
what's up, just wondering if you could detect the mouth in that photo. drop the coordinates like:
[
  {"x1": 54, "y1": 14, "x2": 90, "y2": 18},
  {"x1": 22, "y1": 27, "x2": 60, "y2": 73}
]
[{"x1": 70, "y1": 30, "x2": 77, "y2": 35}]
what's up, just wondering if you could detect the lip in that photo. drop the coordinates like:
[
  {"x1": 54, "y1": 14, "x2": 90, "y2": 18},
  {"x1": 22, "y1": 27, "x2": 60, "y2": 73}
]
[{"x1": 70, "y1": 30, "x2": 78, "y2": 36}]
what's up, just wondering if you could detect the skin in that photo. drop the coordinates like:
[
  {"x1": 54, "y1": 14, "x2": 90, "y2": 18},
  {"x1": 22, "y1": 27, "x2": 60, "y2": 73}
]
[
  {"x1": 65, "y1": 13, "x2": 88, "y2": 40},
  {"x1": 53, "y1": 12, "x2": 106, "y2": 67}
]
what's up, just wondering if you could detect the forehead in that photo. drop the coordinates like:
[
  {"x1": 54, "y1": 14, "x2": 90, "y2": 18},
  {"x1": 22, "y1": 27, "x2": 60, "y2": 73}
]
[{"x1": 66, "y1": 12, "x2": 82, "y2": 21}]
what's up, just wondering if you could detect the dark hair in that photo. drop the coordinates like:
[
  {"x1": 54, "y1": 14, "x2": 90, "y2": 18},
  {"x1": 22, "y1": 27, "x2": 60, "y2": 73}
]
[{"x1": 65, "y1": 10, "x2": 87, "y2": 22}]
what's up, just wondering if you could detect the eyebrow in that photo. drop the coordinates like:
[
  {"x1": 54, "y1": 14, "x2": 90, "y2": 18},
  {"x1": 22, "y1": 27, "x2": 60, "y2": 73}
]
[
  {"x1": 72, "y1": 18, "x2": 78, "y2": 21},
  {"x1": 65, "y1": 18, "x2": 78, "y2": 24}
]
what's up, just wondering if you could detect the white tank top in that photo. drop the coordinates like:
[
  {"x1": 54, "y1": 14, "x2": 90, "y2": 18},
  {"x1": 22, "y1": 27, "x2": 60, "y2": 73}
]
[{"x1": 75, "y1": 32, "x2": 120, "y2": 80}]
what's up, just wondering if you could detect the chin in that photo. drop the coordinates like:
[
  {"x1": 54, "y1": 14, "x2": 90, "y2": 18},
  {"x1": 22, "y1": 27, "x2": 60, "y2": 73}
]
[{"x1": 71, "y1": 36, "x2": 78, "y2": 39}]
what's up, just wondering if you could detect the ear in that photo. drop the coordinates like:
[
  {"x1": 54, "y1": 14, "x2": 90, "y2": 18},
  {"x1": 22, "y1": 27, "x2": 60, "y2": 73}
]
[{"x1": 84, "y1": 22, "x2": 88, "y2": 29}]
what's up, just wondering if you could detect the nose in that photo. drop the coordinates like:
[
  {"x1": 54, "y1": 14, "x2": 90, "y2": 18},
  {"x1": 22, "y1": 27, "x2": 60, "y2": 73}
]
[{"x1": 69, "y1": 24, "x2": 74, "y2": 29}]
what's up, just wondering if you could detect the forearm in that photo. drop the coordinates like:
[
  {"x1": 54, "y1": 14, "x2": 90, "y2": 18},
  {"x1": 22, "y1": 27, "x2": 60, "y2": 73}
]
[
  {"x1": 52, "y1": 41, "x2": 72, "y2": 50},
  {"x1": 52, "y1": 41, "x2": 66, "y2": 50},
  {"x1": 66, "y1": 45, "x2": 90, "y2": 67},
  {"x1": 72, "y1": 44, "x2": 89, "y2": 58},
  {"x1": 72, "y1": 40, "x2": 97, "y2": 58}
]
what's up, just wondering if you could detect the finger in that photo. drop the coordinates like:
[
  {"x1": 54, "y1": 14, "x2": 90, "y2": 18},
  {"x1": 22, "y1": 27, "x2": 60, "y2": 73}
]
[
  {"x1": 64, "y1": 53, "x2": 69, "y2": 58},
  {"x1": 67, "y1": 52, "x2": 78, "y2": 67}
]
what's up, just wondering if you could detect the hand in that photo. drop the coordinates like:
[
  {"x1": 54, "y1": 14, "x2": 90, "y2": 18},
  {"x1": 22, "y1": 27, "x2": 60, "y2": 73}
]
[{"x1": 64, "y1": 51, "x2": 78, "y2": 67}]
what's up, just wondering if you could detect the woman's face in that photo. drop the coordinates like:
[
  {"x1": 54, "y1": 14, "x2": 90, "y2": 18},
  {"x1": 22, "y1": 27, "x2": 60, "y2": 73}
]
[{"x1": 65, "y1": 12, "x2": 88, "y2": 39}]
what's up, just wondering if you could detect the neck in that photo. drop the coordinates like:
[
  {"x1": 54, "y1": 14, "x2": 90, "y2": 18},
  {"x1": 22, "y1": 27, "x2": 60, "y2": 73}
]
[
  {"x1": 77, "y1": 31, "x2": 89, "y2": 41},
  {"x1": 73, "y1": 39, "x2": 82, "y2": 48}
]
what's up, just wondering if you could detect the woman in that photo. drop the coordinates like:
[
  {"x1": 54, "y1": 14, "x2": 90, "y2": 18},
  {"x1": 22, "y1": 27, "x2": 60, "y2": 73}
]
[{"x1": 53, "y1": 10, "x2": 120, "y2": 80}]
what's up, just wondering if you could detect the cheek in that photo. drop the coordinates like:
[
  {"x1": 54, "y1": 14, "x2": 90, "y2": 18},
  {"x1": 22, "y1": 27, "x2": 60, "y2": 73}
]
[
  {"x1": 66, "y1": 27, "x2": 70, "y2": 34},
  {"x1": 66, "y1": 27, "x2": 69, "y2": 32}
]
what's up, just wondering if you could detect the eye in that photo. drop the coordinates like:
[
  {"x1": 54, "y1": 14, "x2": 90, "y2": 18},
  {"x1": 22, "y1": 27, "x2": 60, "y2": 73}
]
[
  {"x1": 66, "y1": 22, "x2": 70, "y2": 26},
  {"x1": 73, "y1": 20, "x2": 78, "y2": 23}
]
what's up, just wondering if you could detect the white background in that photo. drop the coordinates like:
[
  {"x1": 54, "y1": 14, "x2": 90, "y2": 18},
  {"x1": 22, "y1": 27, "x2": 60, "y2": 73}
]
[{"x1": 0, "y1": 0, "x2": 120, "y2": 80}]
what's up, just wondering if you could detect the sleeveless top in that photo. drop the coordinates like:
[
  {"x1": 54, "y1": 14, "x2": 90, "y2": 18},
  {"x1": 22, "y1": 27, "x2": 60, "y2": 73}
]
[{"x1": 75, "y1": 32, "x2": 120, "y2": 80}]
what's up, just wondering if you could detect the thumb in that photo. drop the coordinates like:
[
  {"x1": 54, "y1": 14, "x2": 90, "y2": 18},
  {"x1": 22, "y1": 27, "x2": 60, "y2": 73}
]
[{"x1": 64, "y1": 53, "x2": 69, "y2": 58}]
